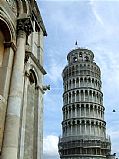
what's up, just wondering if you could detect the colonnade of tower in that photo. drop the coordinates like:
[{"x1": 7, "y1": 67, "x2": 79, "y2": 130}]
[{"x1": 58, "y1": 48, "x2": 111, "y2": 159}]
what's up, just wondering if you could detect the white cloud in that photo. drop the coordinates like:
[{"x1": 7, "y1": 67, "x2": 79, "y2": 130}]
[
  {"x1": 109, "y1": 130, "x2": 119, "y2": 140},
  {"x1": 43, "y1": 135, "x2": 59, "y2": 159},
  {"x1": 89, "y1": 0, "x2": 104, "y2": 26},
  {"x1": 46, "y1": 59, "x2": 64, "y2": 83}
]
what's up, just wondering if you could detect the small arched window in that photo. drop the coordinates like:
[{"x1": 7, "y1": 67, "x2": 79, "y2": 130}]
[
  {"x1": 29, "y1": 69, "x2": 37, "y2": 85},
  {"x1": 73, "y1": 56, "x2": 77, "y2": 62}
]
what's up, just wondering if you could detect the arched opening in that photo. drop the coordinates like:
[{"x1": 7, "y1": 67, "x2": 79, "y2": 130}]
[
  {"x1": 69, "y1": 80, "x2": 71, "y2": 89},
  {"x1": 0, "y1": 19, "x2": 11, "y2": 67},
  {"x1": 73, "y1": 78, "x2": 75, "y2": 88},
  {"x1": 91, "y1": 121, "x2": 94, "y2": 135},
  {"x1": 86, "y1": 120, "x2": 90, "y2": 135},
  {"x1": 0, "y1": 18, "x2": 12, "y2": 152},
  {"x1": 80, "y1": 77, "x2": 83, "y2": 86},
  {"x1": 86, "y1": 104, "x2": 89, "y2": 116},
  {"x1": 72, "y1": 104, "x2": 75, "y2": 117},
  {"x1": 69, "y1": 92, "x2": 71, "y2": 103},
  {"x1": 24, "y1": 68, "x2": 39, "y2": 158},
  {"x1": 85, "y1": 90, "x2": 88, "y2": 101},
  {"x1": 89, "y1": 90, "x2": 92, "y2": 101},
  {"x1": 81, "y1": 104, "x2": 84, "y2": 116},
  {"x1": 76, "y1": 77, "x2": 79, "y2": 87},
  {"x1": 81, "y1": 90, "x2": 84, "y2": 101},
  {"x1": 72, "y1": 91, "x2": 75, "y2": 102},
  {"x1": 76, "y1": 90, "x2": 79, "y2": 102},
  {"x1": 29, "y1": 69, "x2": 37, "y2": 85},
  {"x1": 0, "y1": 19, "x2": 11, "y2": 42},
  {"x1": 0, "y1": 30, "x2": 4, "y2": 66},
  {"x1": 81, "y1": 120, "x2": 85, "y2": 134}
]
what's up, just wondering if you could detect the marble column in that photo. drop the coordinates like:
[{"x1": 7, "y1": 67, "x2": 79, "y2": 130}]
[
  {"x1": 18, "y1": 71, "x2": 29, "y2": 159},
  {"x1": 75, "y1": 105, "x2": 77, "y2": 117},
  {"x1": 1, "y1": 29, "x2": 26, "y2": 159},
  {"x1": 37, "y1": 87, "x2": 44, "y2": 159},
  {"x1": 1, "y1": 17, "x2": 33, "y2": 159},
  {"x1": 67, "y1": 108, "x2": 69, "y2": 119}
]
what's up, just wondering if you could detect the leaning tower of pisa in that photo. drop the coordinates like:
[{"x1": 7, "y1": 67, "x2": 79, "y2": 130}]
[{"x1": 58, "y1": 48, "x2": 113, "y2": 159}]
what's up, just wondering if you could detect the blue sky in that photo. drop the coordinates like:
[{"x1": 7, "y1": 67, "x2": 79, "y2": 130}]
[{"x1": 38, "y1": 1, "x2": 119, "y2": 159}]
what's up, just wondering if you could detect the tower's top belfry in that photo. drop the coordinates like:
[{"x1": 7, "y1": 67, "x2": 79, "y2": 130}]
[{"x1": 67, "y1": 48, "x2": 94, "y2": 64}]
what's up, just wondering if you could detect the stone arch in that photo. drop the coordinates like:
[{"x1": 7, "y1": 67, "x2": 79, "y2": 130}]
[
  {"x1": 68, "y1": 121, "x2": 71, "y2": 126},
  {"x1": 69, "y1": 79, "x2": 71, "y2": 89},
  {"x1": 92, "y1": 78, "x2": 94, "y2": 84},
  {"x1": 81, "y1": 120, "x2": 85, "y2": 125},
  {"x1": 84, "y1": 77, "x2": 87, "y2": 83},
  {"x1": 72, "y1": 91, "x2": 75, "y2": 102},
  {"x1": 89, "y1": 90, "x2": 92, "y2": 101},
  {"x1": 93, "y1": 91, "x2": 96, "y2": 102},
  {"x1": 72, "y1": 120, "x2": 75, "y2": 126},
  {"x1": 73, "y1": 78, "x2": 75, "y2": 88},
  {"x1": 72, "y1": 65, "x2": 75, "y2": 75},
  {"x1": 95, "y1": 79, "x2": 97, "y2": 86},
  {"x1": 86, "y1": 120, "x2": 90, "y2": 135},
  {"x1": 0, "y1": 17, "x2": 15, "y2": 96},
  {"x1": 94, "y1": 105, "x2": 97, "y2": 110},
  {"x1": 88, "y1": 77, "x2": 91, "y2": 83},
  {"x1": 80, "y1": 77, "x2": 83, "y2": 86},
  {"x1": 85, "y1": 90, "x2": 88, "y2": 101},
  {"x1": 72, "y1": 104, "x2": 75, "y2": 110},
  {"x1": 76, "y1": 77, "x2": 79, "y2": 87},
  {"x1": 76, "y1": 90, "x2": 79, "y2": 102},
  {"x1": 69, "y1": 92, "x2": 71, "y2": 103},
  {"x1": 29, "y1": 69, "x2": 37, "y2": 85},
  {"x1": 77, "y1": 120, "x2": 80, "y2": 125},
  {"x1": 86, "y1": 104, "x2": 89, "y2": 116},
  {"x1": 81, "y1": 104, "x2": 84, "y2": 116},
  {"x1": 0, "y1": 19, "x2": 11, "y2": 42},
  {"x1": 90, "y1": 104, "x2": 93, "y2": 116}
]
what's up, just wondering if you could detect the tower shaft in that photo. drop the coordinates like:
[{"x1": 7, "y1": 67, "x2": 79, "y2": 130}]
[{"x1": 58, "y1": 48, "x2": 111, "y2": 159}]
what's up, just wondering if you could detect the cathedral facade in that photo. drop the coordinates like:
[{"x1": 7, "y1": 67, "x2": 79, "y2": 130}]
[
  {"x1": 58, "y1": 48, "x2": 115, "y2": 159},
  {"x1": 0, "y1": 0, "x2": 48, "y2": 159}
]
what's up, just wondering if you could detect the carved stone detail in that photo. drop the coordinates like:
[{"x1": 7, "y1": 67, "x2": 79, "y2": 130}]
[
  {"x1": 42, "y1": 85, "x2": 50, "y2": 91},
  {"x1": 17, "y1": 17, "x2": 33, "y2": 36},
  {"x1": 6, "y1": 0, "x2": 17, "y2": 15}
]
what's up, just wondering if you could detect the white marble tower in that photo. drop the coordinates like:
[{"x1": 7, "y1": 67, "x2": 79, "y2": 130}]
[{"x1": 58, "y1": 48, "x2": 114, "y2": 159}]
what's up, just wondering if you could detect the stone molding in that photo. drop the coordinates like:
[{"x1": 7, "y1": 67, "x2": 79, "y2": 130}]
[
  {"x1": 4, "y1": 42, "x2": 16, "y2": 52},
  {"x1": 25, "y1": 47, "x2": 47, "y2": 75}
]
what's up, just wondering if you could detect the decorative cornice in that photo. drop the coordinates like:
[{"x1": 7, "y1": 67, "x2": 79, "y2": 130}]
[
  {"x1": 17, "y1": 17, "x2": 33, "y2": 36},
  {"x1": 32, "y1": 1, "x2": 47, "y2": 36},
  {"x1": 25, "y1": 46, "x2": 47, "y2": 75}
]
